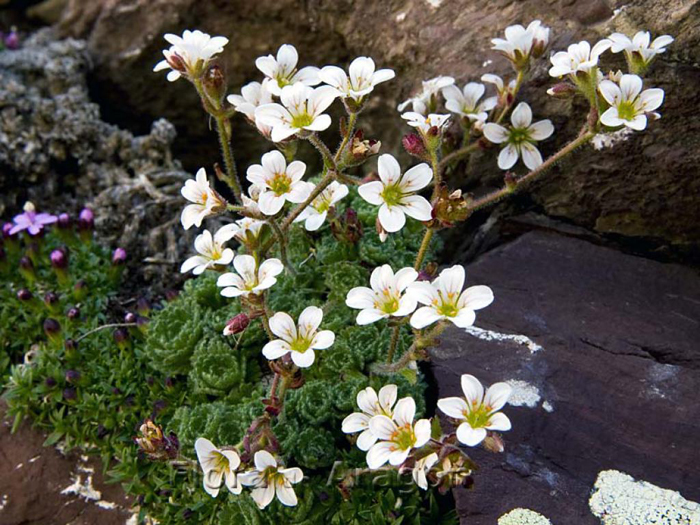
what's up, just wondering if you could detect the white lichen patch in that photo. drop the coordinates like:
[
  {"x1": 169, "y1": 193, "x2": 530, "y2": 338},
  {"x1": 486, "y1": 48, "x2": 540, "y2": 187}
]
[
  {"x1": 505, "y1": 380, "x2": 541, "y2": 408},
  {"x1": 589, "y1": 470, "x2": 700, "y2": 524},
  {"x1": 464, "y1": 326, "x2": 544, "y2": 353},
  {"x1": 592, "y1": 127, "x2": 633, "y2": 150},
  {"x1": 542, "y1": 400, "x2": 554, "y2": 413},
  {"x1": 483, "y1": 59, "x2": 493, "y2": 67},
  {"x1": 396, "y1": 12, "x2": 407, "y2": 22},
  {"x1": 61, "y1": 472, "x2": 102, "y2": 502},
  {"x1": 499, "y1": 508, "x2": 552, "y2": 524},
  {"x1": 424, "y1": 0, "x2": 442, "y2": 7}
]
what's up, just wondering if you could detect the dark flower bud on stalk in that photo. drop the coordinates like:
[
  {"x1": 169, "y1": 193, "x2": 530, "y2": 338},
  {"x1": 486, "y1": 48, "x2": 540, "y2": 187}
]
[
  {"x1": 403, "y1": 133, "x2": 428, "y2": 160},
  {"x1": 73, "y1": 280, "x2": 88, "y2": 302},
  {"x1": 223, "y1": 313, "x2": 250, "y2": 335},
  {"x1": 136, "y1": 298, "x2": 151, "y2": 317},
  {"x1": 57, "y1": 213, "x2": 71, "y2": 229},
  {"x1": 67, "y1": 307, "x2": 80, "y2": 320},
  {"x1": 113, "y1": 327, "x2": 130, "y2": 349},
  {"x1": 44, "y1": 292, "x2": 60, "y2": 310},
  {"x1": 50, "y1": 248, "x2": 69, "y2": 269},
  {"x1": 63, "y1": 387, "x2": 77, "y2": 401},
  {"x1": 164, "y1": 376, "x2": 175, "y2": 389},
  {"x1": 5, "y1": 30, "x2": 19, "y2": 50},
  {"x1": 43, "y1": 318, "x2": 61, "y2": 341},
  {"x1": 45, "y1": 376, "x2": 57, "y2": 388},
  {"x1": 202, "y1": 64, "x2": 227, "y2": 105},
  {"x1": 17, "y1": 289, "x2": 33, "y2": 301},
  {"x1": 64, "y1": 338, "x2": 78, "y2": 359},
  {"x1": 547, "y1": 82, "x2": 576, "y2": 99},
  {"x1": 124, "y1": 312, "x2": 137, "y2": 323},
  {"x1": 112, "y1": 248, "x2": 127, "y2": 266},
  {"x1": 65, "y1": 369, "x2": 81, "y2": 384},
  {"x1": 78, "y1": 208, "x2": 94, "y2": 242}
]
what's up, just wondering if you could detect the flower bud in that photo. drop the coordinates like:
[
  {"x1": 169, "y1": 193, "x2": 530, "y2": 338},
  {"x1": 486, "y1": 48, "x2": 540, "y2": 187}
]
[
  {"x1": 112, "y1": 248, "x2": 127, "y2": 266},
  {"x1": 43, "y1": 318, "x2": 61, "y2": 342},
  {"x1": 124, "y1": 312, "x2": 137, "y2": 323},
  {"x1": 330, "y1": 207, "x2": 363, "y2": 244},
  {"x1": 65, "y1": 369, "x2": 81, "y2": 384},
  {"x1": 44, "y1": 291, "x2": 60, "y2": 310},
  {"x1": 136, "y1": 298, "x2": 151, "y2": 317},
  {"x1": 2, "y1": 222, "x2": 14, "y2": 239},
  {"x1": 78, "y1": 208, "x2": 94, "y2": 241},
  {"x1": 202, "y1": 64, "x2": 227, "y2": 105},
  {"x1": 45, "y1": 376, "x2": 57, "y2": 388},
  {"x1": 223, "y1": 313, "x2": 250, "y2": 335},
  {"x1": 164, "y1": 376, "x2": 175, "y2": 389},
  {"x1": 64, "y1": 338, "x2": 78, "y2": 360},
  {"x1": 546, "y1": 82, "x2": 576, "y2": 99},
  {"x1": 483, "y1": 434, "x2": 505, "y2": 453},
  {"x1": 403, "y1": 133, "x2": 428, "y2": 160},
  {"x1": 5, "y1": 30, "x2": 19, "y2": 50},
  {"x1": 67, "y1": 306, "x2": 80, "y2": 320},
  {"x1": 376, "y1": 218, "x2": 388, "y2": 243},
  {"x1": 57, "y1": 213, "x2": 71, "y2": 229},
  {"x1": 50, "y1": 248, "x2": 69, "y2": 269},
  {"x1": 63, "y1": 387, "x2": 77, "y2": 401},
  {"x1": 113, "y1": 327, "x2": 130, "y2": 349},
  {"x1": 73, "y1": 279, "x2": 88, "y2": 301},
  {"x1": 17, "y1": 288, "x2": 33, "y2": 301}
]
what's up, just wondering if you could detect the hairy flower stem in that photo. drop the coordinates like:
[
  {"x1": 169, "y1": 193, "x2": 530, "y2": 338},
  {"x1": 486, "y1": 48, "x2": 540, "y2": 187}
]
[
  {"x1": 192, "y1": 77, "x2": 243, "y2": 203},
  {"x1": 268, "y1": 218, "x2": 296, "y2": 275},
  {"x1": 436, "y1": 143, "x2": 479, "y2": 177},
  {"x1": 414, "y1": 228, "x2": 435, "y2": 271},
  {"x1": 386, "y1": 325, "x2": 401, "y2": 364},
  {"x1": 281, "y1": 171, "x2": 336, "y2": 230},
  {"x1": 372, "y1": 322, "x2": 447, "y2": 375},
  {"x1": 268, "y1": 372, "x2": 281, "y2": 401},
  {"x1": 467, "y1": 129, "x2": 595, "y2": 213},
  {"x1": 334, "y1": 111, "x2": 358, "y2": 164},
  {"x1": 430, "y1": 147, "x2": 441, "y2": 199},
  {"x1": 308, "y1": 133, "x2": 338, "y2": 171},
  {"x1": 495, "y1": 68, "x2": 526, "y2": 125},
  {"x1": 260, "y1": 307, "x2": 275, "y2": 340}
]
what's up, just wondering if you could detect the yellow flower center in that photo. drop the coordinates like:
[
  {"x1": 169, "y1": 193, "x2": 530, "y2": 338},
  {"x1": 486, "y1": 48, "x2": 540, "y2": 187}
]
[
  {"x1": 380, "y1": 184, "x2": 404, "y2": 207},
  {"x1": 391, "y1": 424, "x2": 416, "y2": 451},
  {"x1": 462, "y1": 403, "x2": 493, "y2": 429},
  {"x1": 269, "y1": 173, "x2": 292, "y2": 196}
]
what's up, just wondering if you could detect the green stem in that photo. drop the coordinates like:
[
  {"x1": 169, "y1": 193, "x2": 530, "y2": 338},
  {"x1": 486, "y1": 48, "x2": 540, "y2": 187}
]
[
  {"x1": 386, "y1": 325, "x2": 401, "y2": 364},
  {"x1": 495, "y1": 69, "x2": 526, "y2": 125},
  {"x1": 268, "y1": 218, "x2": 296, "y2": 275},
  {"x1": 468, "y1": 129, "x2": 595, "y2": 213},
  {"x1": 414, "y1": 228, "x2": 434, "y2": 271},
  {"x1": 334, "y1": 112, "x2": 358, "y2": 164},
  {"x1": 429, "y1": 146, "x2": 441, "y2": 199},
  {"x1": 308, "y1": 133, "x2": 337, "y2": 171},
  {"x1": 281, "y1": 171, "x2": 336, "y2": 230}
]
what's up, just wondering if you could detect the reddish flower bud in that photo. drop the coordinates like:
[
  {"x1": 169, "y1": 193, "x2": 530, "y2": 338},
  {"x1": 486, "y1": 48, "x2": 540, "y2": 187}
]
[
  {"x1": 67, "y1": 306, "x2": 80, "y2": 320},
  {"x1": 403, "y1": 133, "x2": 427, "y2": 160},
  {"x1": 203, "y1": 64, "x2": 227, "y2": 104},
  {"x1": 223, "y1": 313, "x2": 250, "y2": 335},
  {"x1": 43, "y1": 318, "x2": 61, "y2": 337},
  {"x1": 50, "y1": 248, "x2": 69, "y2": 269},
  {"x1": 546, "y1": 82, "x2": 576, "y2": 99},
  {"x1": 57, "y1": 213, "x2": 71, "y2": 229},
  {"x1": 44, "y1": 291, "x2": 60, "y2": 308},
  {"x1": 65, "y1": 369, "x2": 81, "y2": 384},
  {"x1": 63, "y1": 387, "x2": 77, "y2": 401},
  {"x1": 17, "y1": 289, "x2": 33, "y2": 301}
]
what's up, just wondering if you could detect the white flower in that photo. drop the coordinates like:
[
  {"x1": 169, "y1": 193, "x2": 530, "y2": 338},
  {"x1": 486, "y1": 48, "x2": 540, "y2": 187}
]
[
  {"x1": 238, "y1": 450, "x2": 303, "y2": 509},
  {"x1": 341, "y1": 385, "x2": 398, "y2": 451},
  {"x1": 598, "y1": 74, "x2": 664, "y2": 131},
  {"x1": 401, "y1": 112, "x2": 451, "y2": 134},
  {"x1": 217, "y1": 255, "x2": 283, "y2": 298},
  {"x1": 246, "y1": 150, "x2": 314, "y2": 215},
  {"x1": 255, "y1": 44, "x2": 320, "y2": 96},
  {"x1": 548, "y1": 40, "x2": 612, "y2": 78},
  {"x1": 412, "y1": 452, "x2": 439, "y2": 490},
  {"x1": 229, "y1": 216, "x2": 267, "y2": 245},
  {"x1": 319, "y1": 57, "x2": 395, "y2": 101},
  {"x1": 481, "y1": 73, "x2": 517, "y2": 98},
  {"x1": 608, "y1": 31, "x2": 673, "y2": 67},
  {"x1": 227, "y1": 80, "x2": 274, "y2": 120},
  {"x1": 442, "y1": 82, "x2": 497, "y2": 123},
  {"x1": 345, "y1": 265, "x2": 418, "y2": 325},
  {"x1": 180, "y1": 168, "x2": 226, "y2": 230},
  {"x1": 437, "y1": 374, "x2": 512, "y2": 447},
  {"x1": 293, "y1": 181, "x2": 349, "y2": 231},
  {"x1": 397, "y1": 76, "x2": 455, "y2": 115},
  {"x1": 358, "y1": 154, "x2": 433, "y2": 233},
  {"x1": 256, "y1": 83, "x2": 339, "y2": 142},
  {"x1": 407, "y1": 265, "x2": 493, "y2": 329},
  {"x1": 366, "y1": 397, "x2": 431, "y2": 469},
  {"x1": 482, "y1": 102, "x2": 554, "y2": 170},
  {"x1": 491, "y1": 20, "x2": 549, "y2": 64},
  {"x1": 154, "y1": 30, "x2": 228, "y2": 82},
  {"x1": 180, "y1": 226, "x2": 236, "y2": 275},
  {"x1": 194, "y1": 437, "x2": 242, "y2": 497},
  {"x1": 261, "y1": 306, "x2": 335, "y2": 368}
]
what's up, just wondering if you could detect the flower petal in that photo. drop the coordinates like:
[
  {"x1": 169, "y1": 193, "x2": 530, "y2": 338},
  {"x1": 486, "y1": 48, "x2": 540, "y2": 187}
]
[
  {"x1": 262, "y1": 339, "x2": 291, "y2": 360},
  {"x1": 392, "y1": 397, "x2": 416, "y2": 427},
  {"x1": 437, "y1": 396, "x2": 468, "y2": 419},
  {"x1": 486, "y1": 412, "x2": 512, "y2": 431},
  {"x1": 456, "y1": 423, "x2": 487, "y2": 447},
  {"x1": 378, "y1": 204, "x2": 406, "y2": 233},
  {"x1": 410, "y1": 306, "x2": 442, "y2": 329},
  {"x1": 369, "y1": 415, "x2": 398, "y2": 440},
  {"x1": 498, "y1": 144, "x2": 519, "y2": 170},
  {"x1": 377, "y1": 154, "x2": 402, "y2": 186},
  {"x1": 484, "y1": 382, "x2": 513, "y2": 412},
  {"x1": 366, "y1": 441, "x2": 394, "y2": 469},
  {"x1": 461, "y1": 374, "x2": 484, "y2": 405},
  {"x1": 269, "y1": 311, "x2": 297, "y2": 341},
  {"x1": 291, "y1": 348, "x2": 316, "y2": 368}
]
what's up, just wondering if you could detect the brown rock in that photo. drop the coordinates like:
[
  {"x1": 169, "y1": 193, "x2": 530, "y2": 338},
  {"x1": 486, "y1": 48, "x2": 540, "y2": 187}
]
[{"x1": 428, "y1": 231, "x2": 700, "y2": 523}]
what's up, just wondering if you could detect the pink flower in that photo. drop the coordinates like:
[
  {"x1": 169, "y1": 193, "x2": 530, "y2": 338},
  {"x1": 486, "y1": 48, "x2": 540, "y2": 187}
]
[{"x1": 10, "y1": 202, "x2": 57, "y2": 236}]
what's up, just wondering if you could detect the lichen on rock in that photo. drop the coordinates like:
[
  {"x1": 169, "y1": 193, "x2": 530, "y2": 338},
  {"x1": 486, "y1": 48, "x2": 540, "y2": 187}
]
[
  {"x1": 589, "y1": 470, "x2": 700, "y2": 524},
  {"x1": 499, "y1": 508, "x2": 552, "y2": 525}
]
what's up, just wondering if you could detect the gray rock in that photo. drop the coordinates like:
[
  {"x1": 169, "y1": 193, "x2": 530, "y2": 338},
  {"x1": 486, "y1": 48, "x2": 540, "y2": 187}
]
[{"x1": 428, "y1": 231, "x2": 700, "y2": 524}]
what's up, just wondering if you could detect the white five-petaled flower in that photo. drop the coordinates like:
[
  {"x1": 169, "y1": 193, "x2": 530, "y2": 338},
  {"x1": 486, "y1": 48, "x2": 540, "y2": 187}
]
[
  {"x1": 346, "y1": 265, "x2": 418, "y2": 325},
  {"x1": 442, "y1": 82, "x2": 497, "y2": 124},
  {"x1": 366, "y1": 397, "x2": 431, "y2": 469},
  {"x1": 217, "y1": 255, "x2": 283, "y2": 298},
  {"x1": 608, "y1": 31, "x2": 673, "y2": 69},
  {"x1": 397, "y1": 76, "x2": 455, "y2": 115},
  {"x1": 491, "y1": 20, "x2": 549, "y2": 64},
  {"x1": 293, "y1": 181, "x2": 349, "y2": 231},
  {"x1": 548, "y1": 40, "x2": 612, "y2": 78},
  {"x1": 194, "y1": 437, "x2": 242, "y2": 497},
  {"x1": 246, "y1": 150, "x2": 314, "y2": 216},
  {"x1": 358, "y1": 154, "x2": 433, "y2": 233},
  {"x1": 180, "y1": 226, "x2": 237, "y2": 275},
  {"x1": 262, "y1": 306, "x2": 335, "y2": 368},
  {"x1": 255, "y1": 44, "x2": 320, "y2": 96},
  {"x1": 319, "y1": 57, "x2": 395, "y2": 101},
  {"x1": 401, "y1": 112, "x2": 451, "y2": 135},
  {"x1": 153, "y1": 30, "x2": 228, "y2": 82},
  {"x1": 407, "y1": 265, "x2": 494, "y2": 329},
  {"x1": 227, "y1": 80, "x2": 274, "y2": 120},
  {"x1": 341, "y1": 385, "x2": 398, "y2": 451},
  {"x1": 437, "y1": 374, "x2": 512, "y2": 447},
  {"x1": 598, "y1": 74, "x2": 664, "y2": 131},
  {"x1": 482, "y1": 102, "x2": 554, "y2": 170},
  {"x1": 238, "y1": 450, "x2": 303, "y2": 509},
  {"x1": 256, "y1": 83, "x2": 339, "y2": 142},
  {"x1": 481, "y1": 73, "x2": 516, "y2": 98},
  {"x1": 229, "y1": 216, "x2": 267, "y2": 245},
  {"x1": 412, "y1": 452, "x2": 439, "y2": 490},
  {"x1": 180, "y1": 168, "x2": 226, "y2": 230}
]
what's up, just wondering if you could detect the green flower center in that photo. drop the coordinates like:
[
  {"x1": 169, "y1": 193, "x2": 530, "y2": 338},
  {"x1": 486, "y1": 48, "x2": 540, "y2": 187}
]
[
  {"x1": 463, "y1": 404, "x2": 492, "y2": 429},
  {"x1": 289, "y1": 336, "x2": 312, "y2": 354},
  {"x1": 508, "y1": 127, "x2": 531, "y2": 145},
  {"x1": 212, "y1": 451, "x2": 230, "y2": 471},
  {"x1": 616, "y1": 100, "x2": 637, "y2": 121},
  {"x1": 269, "y1": 173, "x2": 292, "y2": 196},
  {"x1": 291, "y1": 113, "x2": 314, "y2": 129},
  {"x1": 375, "y1": 289, "x2": 400, "y2": 314},
  {"x1": 435, "y1": 292, "x2": 459, "y2": 318},
  {"x1": 381, "y1": 183, "x2": 404, "y2": 207},
  {"x1": 391, "y1": 424, "x2": 416, "y2": 451}
]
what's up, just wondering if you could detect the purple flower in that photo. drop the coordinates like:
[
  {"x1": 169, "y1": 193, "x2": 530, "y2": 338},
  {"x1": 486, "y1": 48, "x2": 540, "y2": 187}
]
[
  {"x1": 112, "y1": 248, "x2": 127, "y2": 265},
  {"x1": 50, "y1": 249, "x2": 69, "y2": 269},
  {"x1": 5, "y1": 31, "x2": 19, "y2": 50},
  {"x1": 10, "y1": 202, "x2": 57, "y2": 236}
]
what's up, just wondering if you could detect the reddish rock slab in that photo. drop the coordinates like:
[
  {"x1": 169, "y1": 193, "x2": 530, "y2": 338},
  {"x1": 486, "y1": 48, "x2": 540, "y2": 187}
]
[{"x1": 428, "y1": 231, "x2": 700, "y2": 523}]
